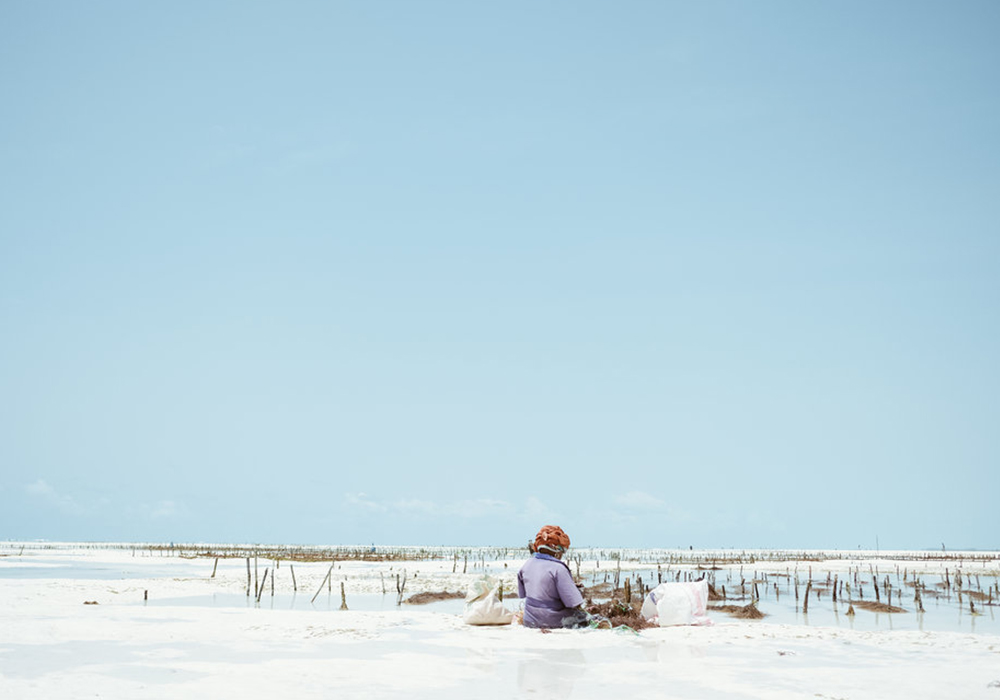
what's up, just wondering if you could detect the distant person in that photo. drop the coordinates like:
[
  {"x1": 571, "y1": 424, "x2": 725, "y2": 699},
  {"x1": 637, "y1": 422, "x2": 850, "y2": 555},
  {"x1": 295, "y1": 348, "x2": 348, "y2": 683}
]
[{"x1": 518, "y1": 525, "x2": 588, "y2": 629}]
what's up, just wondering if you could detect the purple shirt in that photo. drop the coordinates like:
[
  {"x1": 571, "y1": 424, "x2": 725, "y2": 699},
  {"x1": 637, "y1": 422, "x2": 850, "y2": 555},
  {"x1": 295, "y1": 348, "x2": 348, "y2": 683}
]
[{"x1": 517, "y1": 553, "x2": 584, "y2": 628}]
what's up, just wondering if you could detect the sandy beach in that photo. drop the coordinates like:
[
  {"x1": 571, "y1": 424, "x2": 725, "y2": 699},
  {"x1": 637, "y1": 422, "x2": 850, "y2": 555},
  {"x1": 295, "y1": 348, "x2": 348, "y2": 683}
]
[{"x1": 2, "y1": 544, "x2": 998, "y2": 699}]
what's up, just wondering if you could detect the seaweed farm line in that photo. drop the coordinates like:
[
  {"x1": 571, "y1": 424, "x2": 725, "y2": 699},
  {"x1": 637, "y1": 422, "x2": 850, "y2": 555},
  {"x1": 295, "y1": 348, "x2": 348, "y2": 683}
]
[
  {"x1": 6, "y1": 541, "x2": 997, "y2": 566},
  {"x1": 595, "y1": 561, "x2": 999, "y2": 634}
]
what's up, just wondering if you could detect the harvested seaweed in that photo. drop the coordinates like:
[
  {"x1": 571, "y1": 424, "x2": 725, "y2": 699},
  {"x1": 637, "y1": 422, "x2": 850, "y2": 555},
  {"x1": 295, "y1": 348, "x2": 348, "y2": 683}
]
[
  {"x1": 708, "y1": 602, "x2": 765, "y2": 619},
  {"x1": 403, "y1": 591, "x2": 464, "y2": 605},
  {"x1": 585, "y1": 598, "x2": 655, "y2": 630},
  {"x1": 849, "y1": 600, "x2": 907, "y2": 614}
]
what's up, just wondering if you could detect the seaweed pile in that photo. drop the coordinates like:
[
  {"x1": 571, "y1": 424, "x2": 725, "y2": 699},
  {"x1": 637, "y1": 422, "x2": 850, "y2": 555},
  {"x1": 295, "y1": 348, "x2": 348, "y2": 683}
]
[
  {"x1": 848, "y1": 600, "x2": 907, "y2": 614},
  {"x1": 403, "y1": 591, "x2": 464, "y2": 604},
  {"x1": 585, "y1": 598, "x2": 655, "y2": 630},
  {"x1": 708, "y1": 602, "x2": 765, "y2": 619}
]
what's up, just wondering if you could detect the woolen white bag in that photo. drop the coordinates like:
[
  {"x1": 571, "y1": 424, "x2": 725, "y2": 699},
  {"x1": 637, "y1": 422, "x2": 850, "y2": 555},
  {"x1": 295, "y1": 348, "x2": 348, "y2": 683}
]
[
  {"x1": 641, "y1": 579, "x2": 712, "y2": 627},
  {"x1": 463, "y1": 575, "x2": 514, "y2": 626}
]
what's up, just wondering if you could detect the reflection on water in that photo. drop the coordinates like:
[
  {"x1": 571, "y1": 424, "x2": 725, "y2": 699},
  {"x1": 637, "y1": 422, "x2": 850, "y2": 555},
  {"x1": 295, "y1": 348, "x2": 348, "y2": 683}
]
[
  {"x1": 517, "y1": 648, "x2": 586, "y2": 699},
  {"x1": 756, "y1": 596, "x2": 999, "y2": 634}
]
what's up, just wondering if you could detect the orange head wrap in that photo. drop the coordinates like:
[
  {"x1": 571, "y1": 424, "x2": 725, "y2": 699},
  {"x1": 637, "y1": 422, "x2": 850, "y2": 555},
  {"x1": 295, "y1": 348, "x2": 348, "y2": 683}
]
[{"x1": 534, "y1": 525, "x2": 570, "y2": 555}]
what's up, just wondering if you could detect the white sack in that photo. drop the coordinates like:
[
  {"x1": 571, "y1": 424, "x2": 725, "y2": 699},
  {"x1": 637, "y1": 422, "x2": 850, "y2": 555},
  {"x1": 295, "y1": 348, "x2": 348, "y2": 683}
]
[
  {"x1": 641, "y1": 579, "x2": 712, "y2": 627},
  {"x1": 463, "y1": 575, "x2": 513, "y2": 626}
]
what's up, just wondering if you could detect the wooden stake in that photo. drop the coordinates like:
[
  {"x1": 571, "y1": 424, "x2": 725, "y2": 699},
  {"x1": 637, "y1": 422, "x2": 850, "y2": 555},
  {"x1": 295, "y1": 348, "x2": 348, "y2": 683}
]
[
  {"x1": 290, "y1": 565, "x2": 297, "y2": 592},
  {"x1": 340, "y1": 581, "x2": 348, "y2": 610},
  {"x1": 396, "y1": 570, "x2": 407, "y2": 606},
  {"x1": 211, "y1": 558, "x2": 218, "y2": 578},
  {"x1": 311, "y1": 564, "x2": 334, "y2": 604},
  {"x1": 257, "y1": 569, "x2": 269, "y2": 603}
]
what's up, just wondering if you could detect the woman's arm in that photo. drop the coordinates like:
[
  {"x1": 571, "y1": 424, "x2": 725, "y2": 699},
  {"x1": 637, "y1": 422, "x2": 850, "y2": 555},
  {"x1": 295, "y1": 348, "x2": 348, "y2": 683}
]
[{"x1": 555, "y1": 567, "x2": 584, "y2": 608}]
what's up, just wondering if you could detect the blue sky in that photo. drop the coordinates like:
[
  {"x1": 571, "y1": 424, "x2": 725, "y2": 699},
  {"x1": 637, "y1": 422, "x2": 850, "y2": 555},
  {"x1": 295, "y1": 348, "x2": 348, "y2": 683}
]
[{"x1": 2, "y1": 1, "x2": 998, "y2": 549}]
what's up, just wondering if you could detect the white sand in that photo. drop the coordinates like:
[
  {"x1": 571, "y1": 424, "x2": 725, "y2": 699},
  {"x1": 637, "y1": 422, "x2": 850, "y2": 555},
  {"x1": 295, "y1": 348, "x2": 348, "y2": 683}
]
[{"x1": 1, "y1": 546, "x2": 998, "y2": 699}]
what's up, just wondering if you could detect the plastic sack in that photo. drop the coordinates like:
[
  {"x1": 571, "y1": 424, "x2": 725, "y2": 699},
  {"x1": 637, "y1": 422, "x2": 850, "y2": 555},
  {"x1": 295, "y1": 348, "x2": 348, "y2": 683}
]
[
  {"x1": 641, "y1": 579, "x2": 712, "y2": 627},
  {"x1": 463, "y1": 575, "x2": 514, "y2": 626}
]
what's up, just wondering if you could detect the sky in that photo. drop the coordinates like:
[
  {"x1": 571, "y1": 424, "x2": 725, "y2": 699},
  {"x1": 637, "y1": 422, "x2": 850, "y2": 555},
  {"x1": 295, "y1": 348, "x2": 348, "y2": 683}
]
[{"x1": 1, "y1": 1, "x2": 998, "y2": 550}]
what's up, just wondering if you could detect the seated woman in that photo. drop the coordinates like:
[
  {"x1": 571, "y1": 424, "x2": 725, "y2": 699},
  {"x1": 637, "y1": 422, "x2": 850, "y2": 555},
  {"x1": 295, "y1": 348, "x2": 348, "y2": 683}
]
[{"x1": 517, "y1": 525, "x2": 589, "y2": 629}]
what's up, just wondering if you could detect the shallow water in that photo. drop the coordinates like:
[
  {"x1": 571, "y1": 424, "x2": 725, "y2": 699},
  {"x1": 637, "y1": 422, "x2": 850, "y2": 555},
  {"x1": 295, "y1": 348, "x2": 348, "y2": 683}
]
[
  {"x1": 596, "y1": 564, "x2": 1000, "y2": 634},
  {"x1": 5, "y1": 552, "x2": 998, "y2": 634},
  {"x1": 729, "y1": 592, "x2": 999, "y2": 634},
  {"x1": 0, "y1": 558, "x2": 205, "y2": 580},
  {"x1": 137, "y1": 589, "x2": 1000, "y2": 633},
  {"x1": 141, "y1": 591, "x2": 468, "y2": 615}
]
